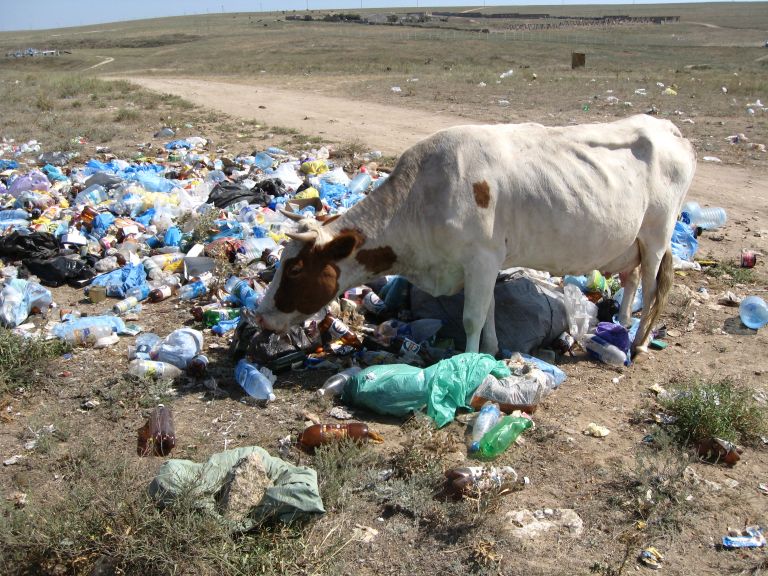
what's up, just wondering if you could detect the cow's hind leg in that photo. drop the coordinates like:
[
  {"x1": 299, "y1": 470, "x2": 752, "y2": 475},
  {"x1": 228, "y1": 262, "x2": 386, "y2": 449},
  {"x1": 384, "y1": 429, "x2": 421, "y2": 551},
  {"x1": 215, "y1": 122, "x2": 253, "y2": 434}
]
[
  {"x1": 617, "y1": 266, "x2": 640, "y2": 327},
  {"x1": 633, "y1": 246, "x2": 673, "y2": 357},
  {"x1": 481, "y1": 293, "x2": 498, "y2": 355},
  {"x1": 462, "y1": 256, "x2": 499, "y2": 354}
]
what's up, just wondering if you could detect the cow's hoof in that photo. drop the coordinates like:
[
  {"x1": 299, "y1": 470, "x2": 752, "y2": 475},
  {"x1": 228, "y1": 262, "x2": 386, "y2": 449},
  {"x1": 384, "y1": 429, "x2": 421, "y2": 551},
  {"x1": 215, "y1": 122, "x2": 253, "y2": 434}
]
[{"x1": 631, "y1": 347, "x2": 650, "y2": 364}]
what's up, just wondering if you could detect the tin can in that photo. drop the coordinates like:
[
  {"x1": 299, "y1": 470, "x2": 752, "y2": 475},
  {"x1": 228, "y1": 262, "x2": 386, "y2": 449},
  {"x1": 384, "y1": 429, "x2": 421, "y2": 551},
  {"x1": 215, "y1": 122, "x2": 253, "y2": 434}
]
[{"x1": 740, "y1": 250, "x2": 757, "y2": 269}]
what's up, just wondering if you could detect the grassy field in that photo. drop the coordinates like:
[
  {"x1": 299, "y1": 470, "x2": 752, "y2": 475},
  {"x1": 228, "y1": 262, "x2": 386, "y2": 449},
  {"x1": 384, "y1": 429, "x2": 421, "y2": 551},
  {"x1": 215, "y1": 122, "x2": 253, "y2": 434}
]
[{"x1": 1, "y1": 4, "x2": 767, "y2": 576}]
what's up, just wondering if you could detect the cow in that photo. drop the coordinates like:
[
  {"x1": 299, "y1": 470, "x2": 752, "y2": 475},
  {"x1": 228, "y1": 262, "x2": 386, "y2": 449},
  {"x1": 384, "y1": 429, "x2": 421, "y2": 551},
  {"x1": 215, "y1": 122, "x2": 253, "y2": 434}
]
[{"x1": 253, "y1": 114, "x2": 696, "y2": 357}]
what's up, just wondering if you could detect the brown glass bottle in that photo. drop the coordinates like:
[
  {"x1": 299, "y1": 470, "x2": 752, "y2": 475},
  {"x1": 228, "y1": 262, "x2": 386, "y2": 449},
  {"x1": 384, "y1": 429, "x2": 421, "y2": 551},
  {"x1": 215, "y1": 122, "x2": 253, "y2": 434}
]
[
  {"x1": 317, "y1": 313, "x2": 362, "y2": 348},
  {"x1": 137, "y1": 405, "x2": 176, "y2": 456},
  {"x1": 148, "y1": 285, "x2": 173, "y2": 303},
  {"x1": 297, "y1": 423, "x2": 382, "y2": 449}
]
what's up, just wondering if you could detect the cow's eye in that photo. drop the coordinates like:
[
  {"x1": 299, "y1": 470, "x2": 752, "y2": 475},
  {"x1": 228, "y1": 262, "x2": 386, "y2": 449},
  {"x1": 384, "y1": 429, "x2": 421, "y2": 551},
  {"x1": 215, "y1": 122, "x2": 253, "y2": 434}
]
[{"x1": 286, "y1": 262, "x2": 303, "y2": 278}]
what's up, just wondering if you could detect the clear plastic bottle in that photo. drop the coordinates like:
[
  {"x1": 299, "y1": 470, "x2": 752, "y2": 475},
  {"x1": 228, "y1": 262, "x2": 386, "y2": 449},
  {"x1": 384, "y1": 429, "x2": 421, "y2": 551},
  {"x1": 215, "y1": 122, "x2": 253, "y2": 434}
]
[
  {"x1": 129, "y1": 333, "x2": 162, "y2": 360},
  {"x1": 739, "y1": 296, "x2": 768, "y2": 329},
  {"x1": 476, "y1": 415, "x2": 533, "y2": 460},
  {"x1": 583, "y1": 334, "x2": 628, "y2": 367},
  {"x1": 128, "y1": 359, "x2": 183, "y2": 379},
  {"x1": 682, "y1": 201, "x2": 727, "y2": 230},
  {"x1": 348, "y1": 172, "x2": 372, "y2": 195},
  {"x1": 63, "y1": 325, "x2": 114, "y2": 347},
  {"x1": 126, "y1": 285, "x2": 150, "y2": 302},
  {"x1": 156, "y1": 328, "x2": 204, "y2": 370},
  {"x1": 234, "y1": 358, "x2": 276, "y2": 402},
  {"x1": 178, "y1": 280, "x2": 208, "y2": 300},
  {"x1": 317, "y1": 366, "x2": 362, "y2": 398},
  {"x1": 469, "y1": 402, "x2": 502, "y2": 452}
]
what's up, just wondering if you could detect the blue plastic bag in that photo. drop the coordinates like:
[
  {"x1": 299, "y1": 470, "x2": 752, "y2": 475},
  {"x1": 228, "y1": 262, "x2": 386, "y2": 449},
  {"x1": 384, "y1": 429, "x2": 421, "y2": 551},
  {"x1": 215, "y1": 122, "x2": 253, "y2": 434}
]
[
  {"x1": 89, "y1": 263, "x2": 148, "y2": 298},
  {"x1": 670, "y1": 220, "x2": 698, "y2": 262}
]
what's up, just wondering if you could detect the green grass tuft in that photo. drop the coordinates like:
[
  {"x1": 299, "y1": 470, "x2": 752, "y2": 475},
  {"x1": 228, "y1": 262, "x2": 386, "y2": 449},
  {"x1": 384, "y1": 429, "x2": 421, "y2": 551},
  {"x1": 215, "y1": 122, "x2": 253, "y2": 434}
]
[
  {"x1": 0, "y1": 329, "x2": 68, "y2": 394},
  {"x1": 660, "y1": 377, "x2": 767, "y2": 446}
]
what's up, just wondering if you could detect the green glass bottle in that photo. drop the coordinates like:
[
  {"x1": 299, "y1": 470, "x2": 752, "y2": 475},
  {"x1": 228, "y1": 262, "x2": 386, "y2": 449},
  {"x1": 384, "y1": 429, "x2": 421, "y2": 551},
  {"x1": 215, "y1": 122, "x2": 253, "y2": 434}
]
[
  {"x1": 476, "y1": 415, "x2": 533, "y2": 460},
  {"x1": 202, "y1": 308, "x2": 240, "y2": 327}
]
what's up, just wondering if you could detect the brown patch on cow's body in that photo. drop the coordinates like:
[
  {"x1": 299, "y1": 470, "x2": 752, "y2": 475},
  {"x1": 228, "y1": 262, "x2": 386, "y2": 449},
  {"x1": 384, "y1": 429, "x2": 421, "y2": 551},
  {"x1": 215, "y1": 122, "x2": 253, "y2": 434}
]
[
  {"x1": 472, "y1": 180, "x2": 491, "y2": 208},
  {"x1": 356, "y1": 246, "x2": 397, "y2": 275}
]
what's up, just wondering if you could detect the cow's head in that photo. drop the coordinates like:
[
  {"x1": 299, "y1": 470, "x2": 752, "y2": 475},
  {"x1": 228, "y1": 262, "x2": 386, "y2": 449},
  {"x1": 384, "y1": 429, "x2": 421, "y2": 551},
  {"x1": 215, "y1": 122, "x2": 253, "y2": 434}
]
[{"x1": 254, "y1": 216, "x2": 366, "y2": 333}]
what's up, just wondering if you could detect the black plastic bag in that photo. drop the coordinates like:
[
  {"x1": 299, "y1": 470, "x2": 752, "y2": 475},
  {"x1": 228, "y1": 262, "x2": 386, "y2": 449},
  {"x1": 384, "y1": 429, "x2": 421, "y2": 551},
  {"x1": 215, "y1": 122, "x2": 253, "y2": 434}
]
[{"x1": 24, "y1": 256, "x2": 96, "y2": 287}]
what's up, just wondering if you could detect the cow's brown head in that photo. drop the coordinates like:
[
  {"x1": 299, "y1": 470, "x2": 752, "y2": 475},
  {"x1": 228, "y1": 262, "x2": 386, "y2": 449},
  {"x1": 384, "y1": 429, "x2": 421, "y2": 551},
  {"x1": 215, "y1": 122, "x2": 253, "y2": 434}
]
[{"x1": 254, "y1": 217, "x2": 366, "y2": 333}]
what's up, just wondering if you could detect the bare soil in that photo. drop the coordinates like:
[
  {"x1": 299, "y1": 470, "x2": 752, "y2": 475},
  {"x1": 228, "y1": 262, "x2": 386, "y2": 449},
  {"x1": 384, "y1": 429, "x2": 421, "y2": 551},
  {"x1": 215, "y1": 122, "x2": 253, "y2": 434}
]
[{"x1": 2, "y1": 76, "x2": 767, "y2": 576}]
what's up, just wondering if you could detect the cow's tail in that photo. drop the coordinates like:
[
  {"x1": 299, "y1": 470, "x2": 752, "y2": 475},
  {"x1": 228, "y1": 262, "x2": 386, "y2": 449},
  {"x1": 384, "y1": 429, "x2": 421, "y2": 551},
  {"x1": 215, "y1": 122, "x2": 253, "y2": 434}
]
[{"x1": 638, "y1": 248, "x2": 673, "y2": 347}]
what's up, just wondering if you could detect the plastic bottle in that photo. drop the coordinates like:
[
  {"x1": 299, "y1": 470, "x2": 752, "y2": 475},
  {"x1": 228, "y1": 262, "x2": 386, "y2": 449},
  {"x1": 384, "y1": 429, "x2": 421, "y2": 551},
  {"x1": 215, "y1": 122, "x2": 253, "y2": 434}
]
[
  {"x1": 178, "y1": 280, "x2": 208, "y2": 300},
  {"x1": 203, "y1": 308, "x2": 240, "y2": 327},
  {"x1": 469, "y1": 402, "x2": 503, "y2": 452},
  {"x1": 128, "y1": 359, "x2": 183, "y2": 379},
  {"x1": 234, "y1": 358, "x2": 276, "y2": 402},
  {"x1": 682, "y1": 201, "x2": 727, "y2": 230},
  {"x1": 113, "y1": 296, "x2": 139, "y2": 315},
  {"x1": 238, "y1": 237, "x2": 277, "y2": 262},
  {"x1": 739, "y1": 295, "x2": 768, "y2": 329},
  {"x1": 583, "y1": 334, "x2": 628, "y2": 367},
  {"x1": 348, "y1": 172, "x2": 372, "y2": 195},
  {"x1": 143, "y1": 257, "x2": 163, "y2": 280},
  {"x1": 136, "y1": 405, "x2": 176, "y2": 456},
  {"x1": 297, "y1": 423, "x2": 383, "y2": 449},
  {"x1": 224, "y1": 275, "x2": 262, "y2": 309},
  {"x1": 444, "y1": 465, "x2": 518, "y2": 496},
  {"x1": 317, "y1": 366, "x2": 362, "y2": 398},
  {"x1": 404, "y1": 318, "x2": 443, "y2": 344},
  {"x1": 148, "y1": 285, "x2": 174, "y2": 303},
  {"x1": 253, "y1": 152, "x2": 274, "y2": 171},
  {"x1": 156, "y1": 328, "x2": 203, "y2": 370},
  {"x1": 63, "y1": 325, "x2": 114, "y2": 347},
  {"x1": 129, "y1": 333, "x2": 162, "y2": 360},
  {"x1": 476, "y1": 415, "x2": 533, "y2": 460},
  {"x1": 126, "y1": 285, "x2": 150, "y2": 302}
]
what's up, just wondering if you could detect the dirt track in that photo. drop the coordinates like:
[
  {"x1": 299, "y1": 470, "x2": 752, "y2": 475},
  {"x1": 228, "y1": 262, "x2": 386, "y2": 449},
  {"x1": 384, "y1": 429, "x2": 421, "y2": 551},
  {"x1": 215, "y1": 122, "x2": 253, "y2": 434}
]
[{"x1": 126, "y1": 76, "x2": 768, "y2": 250}]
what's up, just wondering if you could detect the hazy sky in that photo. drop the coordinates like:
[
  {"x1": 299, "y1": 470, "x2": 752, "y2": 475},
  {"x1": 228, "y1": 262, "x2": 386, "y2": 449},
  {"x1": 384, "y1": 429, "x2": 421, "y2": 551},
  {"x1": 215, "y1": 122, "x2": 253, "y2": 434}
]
[{"x1": 2, "y1": 1, "x2": 758, "y2": 32}]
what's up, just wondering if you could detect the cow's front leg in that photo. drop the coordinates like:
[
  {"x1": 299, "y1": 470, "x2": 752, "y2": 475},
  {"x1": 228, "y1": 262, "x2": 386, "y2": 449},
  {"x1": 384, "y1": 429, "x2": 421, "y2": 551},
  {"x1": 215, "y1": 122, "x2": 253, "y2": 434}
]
[
  {"x1": 480, "y1": 292, "x2": 498, "y2": 355},
  {"x1": 462, "y1": 257, "x2": 499, "y2": 354}
]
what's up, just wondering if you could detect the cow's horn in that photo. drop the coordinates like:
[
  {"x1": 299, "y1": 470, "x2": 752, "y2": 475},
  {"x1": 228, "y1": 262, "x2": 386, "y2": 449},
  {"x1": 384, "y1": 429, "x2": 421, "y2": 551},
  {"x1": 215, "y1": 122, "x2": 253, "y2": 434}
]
[
  {"x1": 280, "y1": 209, "x2": 305, "y2": 222},
  {"x1": 286, "y1": 230, "x2": 319, "y2": 243}
]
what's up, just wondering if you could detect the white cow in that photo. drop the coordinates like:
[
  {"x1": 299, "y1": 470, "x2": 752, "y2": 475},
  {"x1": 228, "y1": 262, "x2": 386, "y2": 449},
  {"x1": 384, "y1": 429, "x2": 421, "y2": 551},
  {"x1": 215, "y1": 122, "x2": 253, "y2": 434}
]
[{"x1": 254, "y1": 115, "x2": 696, "y2": 356}]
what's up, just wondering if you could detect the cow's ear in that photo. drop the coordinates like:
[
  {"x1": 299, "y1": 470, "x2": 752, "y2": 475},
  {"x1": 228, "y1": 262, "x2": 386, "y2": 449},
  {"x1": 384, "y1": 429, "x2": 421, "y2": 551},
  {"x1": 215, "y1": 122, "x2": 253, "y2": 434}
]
[{"x1": 321, "y1": 232, "x2": 359, "y2": 261}]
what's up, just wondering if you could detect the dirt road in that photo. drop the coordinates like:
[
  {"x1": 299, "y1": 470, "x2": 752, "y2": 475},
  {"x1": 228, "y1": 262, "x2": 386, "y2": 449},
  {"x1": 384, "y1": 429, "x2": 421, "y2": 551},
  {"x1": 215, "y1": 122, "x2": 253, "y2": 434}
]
[{"x1": 126, "y1": 76, "x2": 768, "y2": 254}]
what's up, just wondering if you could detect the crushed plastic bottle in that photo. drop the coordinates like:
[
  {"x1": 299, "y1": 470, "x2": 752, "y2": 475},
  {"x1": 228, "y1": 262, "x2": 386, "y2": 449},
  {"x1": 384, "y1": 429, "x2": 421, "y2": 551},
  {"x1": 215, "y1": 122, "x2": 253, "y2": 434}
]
[
  {"x1": 317, "y1": 367, "x2": 362, "y2": 398},
  {"x1": 234, "y1": 358, "x2": 276, "y2": 403},
  {"x1": 476, "y1": 415, "x2": 533, "y2": 460}
]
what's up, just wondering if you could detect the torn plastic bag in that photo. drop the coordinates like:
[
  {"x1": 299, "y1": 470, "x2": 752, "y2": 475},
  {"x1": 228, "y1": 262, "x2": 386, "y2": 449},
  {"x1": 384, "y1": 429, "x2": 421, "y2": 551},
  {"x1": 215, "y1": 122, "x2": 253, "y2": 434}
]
[
  {"x1": 148, "y1": 446, "x2": 325, "y2": 531},
  {"x1": 670, "y1": 220, "x2": 698, "y2": 262},
  {"x1": 410, "y1": 275, "x2": 568, "y2": 354},
  {"x1": 88, "y1": 262, "x2": 148, "y2": 298},
  {"x1": 0, "y1": 231, "x2": 59, "y2": 262},
  {"x1": 594, "y1": 322, "x2": 631, "y2": 355},
  {"x1": 24, "y1": 256, "x2": 96, "y2": 288},
  {"x1": 0, "y1": 279, "x2": 52, "y2": 328},
  {"x1": 423, "y1": 353, "x2": 510, "y2": 428},
  {"x1": 248, "y1": 325, "x2": 318, "y2": 370},
  {"x1": 342, "y1": 364, "x2": 427, "y2": 417},
  {"x1": 8, "y1": 170, "x2": 50, "y2": 196}
]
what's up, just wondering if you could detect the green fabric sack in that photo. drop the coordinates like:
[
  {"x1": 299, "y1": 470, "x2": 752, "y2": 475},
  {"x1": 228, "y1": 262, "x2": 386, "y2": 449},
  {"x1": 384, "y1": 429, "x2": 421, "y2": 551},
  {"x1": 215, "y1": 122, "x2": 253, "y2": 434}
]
[
  {"x1": 342, "y1": 364, "x2": 426, "y2": 417},
  {"x1": 148, "y1": 446, "x2": 325, "y2": 531}
]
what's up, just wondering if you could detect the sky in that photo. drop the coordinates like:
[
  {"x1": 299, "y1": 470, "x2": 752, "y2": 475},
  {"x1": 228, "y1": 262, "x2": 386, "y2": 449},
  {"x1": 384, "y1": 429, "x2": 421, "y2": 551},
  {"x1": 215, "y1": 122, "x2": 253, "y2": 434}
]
[{"x1": 1, "y1": 0, "x2": 762, "y2": 32}]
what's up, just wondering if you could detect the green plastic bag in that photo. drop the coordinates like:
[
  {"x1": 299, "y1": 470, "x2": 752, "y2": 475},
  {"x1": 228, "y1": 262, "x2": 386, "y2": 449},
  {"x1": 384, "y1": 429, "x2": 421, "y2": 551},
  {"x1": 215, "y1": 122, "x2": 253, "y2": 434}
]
[
  {"x1": 342, "y1": 364, "x2": 426, "y2": 417},
  {"x1": 423, "y1": 353, "x2": 510, "y2": 428}
]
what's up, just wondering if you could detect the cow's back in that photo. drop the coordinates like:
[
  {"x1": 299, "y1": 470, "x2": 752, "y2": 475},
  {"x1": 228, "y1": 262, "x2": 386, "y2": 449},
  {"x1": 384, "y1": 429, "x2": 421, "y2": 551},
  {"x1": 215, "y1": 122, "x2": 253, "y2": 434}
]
[{"x1": 382, "y1": 115, "x2": 695, "y2": 279}]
